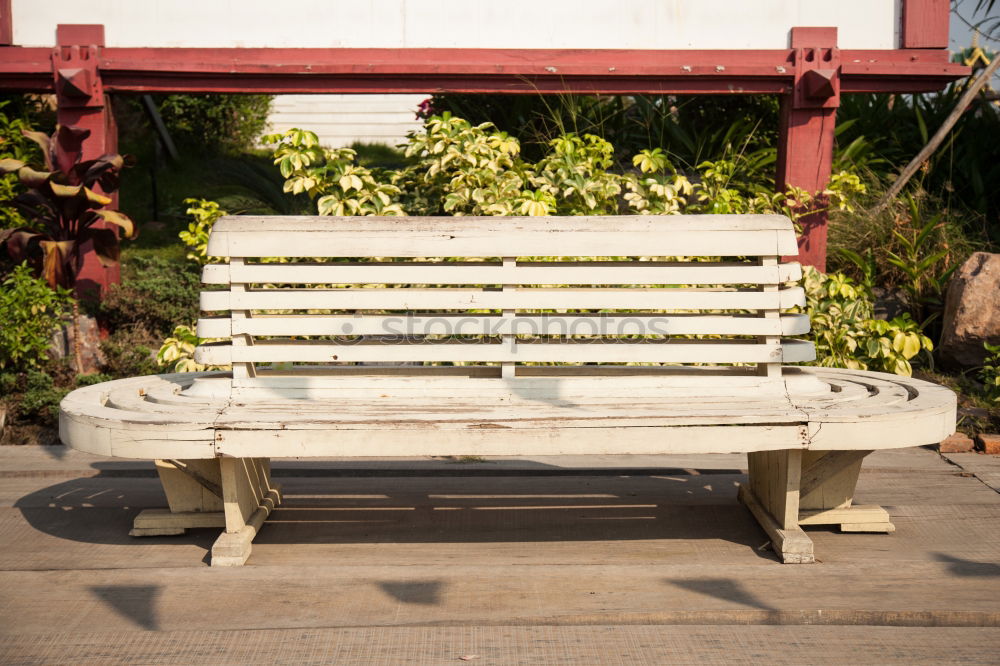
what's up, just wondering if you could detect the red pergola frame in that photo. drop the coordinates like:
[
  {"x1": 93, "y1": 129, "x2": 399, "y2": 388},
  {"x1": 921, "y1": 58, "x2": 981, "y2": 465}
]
[{"x1": 0, "y1": 0, "x2": 968, "y2": 294}]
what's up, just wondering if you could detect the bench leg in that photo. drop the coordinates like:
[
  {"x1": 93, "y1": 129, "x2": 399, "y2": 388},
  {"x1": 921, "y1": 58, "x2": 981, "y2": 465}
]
[
  {"x1": 797, "y1": 450, "x2": 894, "y2": 533},
  {"x1": 131, "y1": 459, "x2": 226, "y2": 536},
  {"x1": 210, "y1": 457, "x2": 282, "y2": 567},
  {"x1": 738, "y1": 449, "x2": 815, "y2": 563}
]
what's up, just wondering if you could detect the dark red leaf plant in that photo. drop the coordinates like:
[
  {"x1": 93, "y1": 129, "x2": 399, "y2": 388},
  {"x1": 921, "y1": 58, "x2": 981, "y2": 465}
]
[{"x1": 0, "y1": 125, "x2": 136, "y2": 372}]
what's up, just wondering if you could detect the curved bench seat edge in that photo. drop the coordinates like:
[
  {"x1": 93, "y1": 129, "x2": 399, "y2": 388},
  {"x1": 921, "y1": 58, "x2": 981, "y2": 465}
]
[{"x1": 58, "y1": 368, "x2": 957, "y2": 460}]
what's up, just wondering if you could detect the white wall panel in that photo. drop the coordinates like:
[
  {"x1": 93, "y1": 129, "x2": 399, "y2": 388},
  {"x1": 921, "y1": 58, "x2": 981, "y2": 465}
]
[
  {"x1": 267, "y1": 94, "x2": 428, "y2": 148},
  {"x1": 14, "y1": 0, "x2": 900, "y2": 50}
]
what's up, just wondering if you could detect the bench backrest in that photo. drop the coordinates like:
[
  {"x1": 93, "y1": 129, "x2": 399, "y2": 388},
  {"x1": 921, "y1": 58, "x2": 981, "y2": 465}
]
[{"x1": 194, "y1": 215, "x2": 814, "y2": 385}]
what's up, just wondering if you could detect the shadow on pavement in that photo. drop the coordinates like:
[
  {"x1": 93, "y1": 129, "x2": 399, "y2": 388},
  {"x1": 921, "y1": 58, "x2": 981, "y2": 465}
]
[
  {"x1": 933, "y1": 553, "x2": 1000, "y2": 577},
  {"x1": 378, "y1": 580, "x2": 445, "y2": 605},
  {"x1": 13, "y1": 471, "x2": 774, "y2": 558},
  {"x1": 665, "y1": 577, "x2": 776, "y2": 610},
  {"x1": 90, "y1": 585, "x2": 162, "y2": 630}
]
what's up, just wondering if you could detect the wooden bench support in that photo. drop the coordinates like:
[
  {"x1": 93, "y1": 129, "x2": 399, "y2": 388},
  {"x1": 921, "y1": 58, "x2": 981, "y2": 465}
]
[
  {"x1": 799, "y1": 505, "x2": 895, "y2": 533},
  {"x1": 130, "y1": 509, "x2": 226, "y2": 536},
  {"x1": 798, "y1": 450, "x2": 895, "y2": 533},
  {"x1": 739, "y1": 449, "x2": 814, "y2": 563},
  {"x1": 739, "y1": 448, "x2": 895, "y2": 561},
  {"x1": 737, "y1": 484, "x2": 814, "y2": 564},
  {"x1": 130, "y1": 457, "x2": 283, "y2": 565},
  {"x1": 211, "y1": 457, "x2": 282, "y2": 567},
  {"x1": 130, "y1": 459, "x2": 225, "y2": 536}
]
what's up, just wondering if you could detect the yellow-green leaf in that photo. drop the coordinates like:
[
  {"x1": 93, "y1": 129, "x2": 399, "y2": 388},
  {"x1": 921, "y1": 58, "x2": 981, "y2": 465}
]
[{"x1": 902, "y1": 333, "x2": 922, "y2": 359}]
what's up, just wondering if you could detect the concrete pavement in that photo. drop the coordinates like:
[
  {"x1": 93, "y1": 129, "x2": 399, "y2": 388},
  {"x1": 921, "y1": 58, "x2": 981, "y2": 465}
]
[{"x1": 1, "y1": 445, "x2": 999, "y2": 664}]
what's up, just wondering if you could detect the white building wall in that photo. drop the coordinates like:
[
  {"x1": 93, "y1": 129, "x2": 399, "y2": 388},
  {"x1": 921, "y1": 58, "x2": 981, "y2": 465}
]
[
  {"x1": 14, "y1": 0, "x2": 901, "y2": 50},
  {"x1": 267, "y1": 94, "x2": 429, "y2": 149}
]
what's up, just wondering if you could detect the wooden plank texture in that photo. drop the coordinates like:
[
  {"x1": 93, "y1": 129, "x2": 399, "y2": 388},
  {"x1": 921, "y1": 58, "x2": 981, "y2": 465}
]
[
  {"x1": 200, "y1": 286, "x2": 807, "y2": 312},
  {"x1": 736, "y1": 483, "x2": 814, "y2": 564},
  {"x1": 195, "y1": 339, "x2": 816, "y2": 365},
  {"x1": 201, "y1": 261, "x2": 803, "y2": 285},
  {"x1": 901, "y1": 0, "x2": 950, "y2": 48},
  {"x1": 197, "y1": 313, "x2": 812, "y2": 338},
  {"x1": 206, "y1": 215, "x2": 799, "y2": 257}
]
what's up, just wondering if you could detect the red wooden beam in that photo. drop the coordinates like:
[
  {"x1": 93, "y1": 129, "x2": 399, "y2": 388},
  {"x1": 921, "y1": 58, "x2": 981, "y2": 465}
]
[
  {"x1": 0, "y1": 46, "x2": 968, "y2": 94},
  {"x1": 0, "y1": 13, "x2": 965, "y2": 276}
]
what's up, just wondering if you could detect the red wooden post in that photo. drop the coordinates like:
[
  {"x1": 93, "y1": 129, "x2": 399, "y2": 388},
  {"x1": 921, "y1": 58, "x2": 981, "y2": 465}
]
[
  {"x1": 53, "y1": 24, "x2": 120, "y2": 298},
  {"x1": 901, "y1": 0, "x2": 950, "y2": 49},
  {"x1": 776, "y1": 27, "x2": 840, "y2": 272},
  {"x1": 0, "y1": 0, "x2": 12, "y2": 46}
]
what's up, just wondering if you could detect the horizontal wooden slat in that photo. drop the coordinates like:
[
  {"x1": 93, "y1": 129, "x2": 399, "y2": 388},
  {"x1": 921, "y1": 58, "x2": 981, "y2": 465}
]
[
  {"x1": 211, "y1": 215, "x2": 796, "y2": 235},
  {"x1": 197, "y1": 313, "x2": 811, "y2": 338},
  {"x1": 201, "y1": 261, "x2": 803, "y2": 285},
  {"x1": 195, "y1": 339, "x2": 816, "y2": 364},
  {"x1": 206, "y1": 215, "x2": 799, "y2": 257},
  {"x1": 221, "y1": 371, "x2": 817, "y2": 399},
  {"x1": 200, "y1": 286, "x2": 806, "y2": 312}
]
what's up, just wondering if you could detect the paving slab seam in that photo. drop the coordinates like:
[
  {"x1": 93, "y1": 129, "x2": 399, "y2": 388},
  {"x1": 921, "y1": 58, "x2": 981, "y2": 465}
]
[
  {"x1": 398, "y1": 609, "x2": 1000, "y2": 628},
  {"x1": 4, "y1": 610, "x2": 997, "y2": 635},
  {"x1": 3, "y1": 625, "x2": 999, "y2": 666},
  {"x1": 939, "y1": 452, "x2": 1000, "y2": 494}
]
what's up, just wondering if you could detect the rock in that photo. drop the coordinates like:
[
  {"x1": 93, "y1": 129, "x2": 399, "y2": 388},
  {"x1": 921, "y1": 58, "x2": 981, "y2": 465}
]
[
  {"x1": 938, "y1": 433, "x2": 975, "y2": 453},
  {"x1": 939, "y1": 252, "x2": 1000, "y2": 369},
  {"x1": 976, "y1": 433, "x2": 1000, "y2": 455},
  {"x1": 50, "y1": 314, "x2": 105, "y2": 375}
]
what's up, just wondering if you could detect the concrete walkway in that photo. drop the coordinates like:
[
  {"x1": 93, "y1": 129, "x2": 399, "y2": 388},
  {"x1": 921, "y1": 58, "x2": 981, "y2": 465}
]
[{"x1": 1, "y1": 445, "x2": 999, "y2": 664}]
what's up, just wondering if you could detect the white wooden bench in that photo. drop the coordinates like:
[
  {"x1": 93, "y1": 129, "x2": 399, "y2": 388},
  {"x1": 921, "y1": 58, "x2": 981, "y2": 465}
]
[{"x1": 60, "y1": 215, "x2": 956, "y2": 566}]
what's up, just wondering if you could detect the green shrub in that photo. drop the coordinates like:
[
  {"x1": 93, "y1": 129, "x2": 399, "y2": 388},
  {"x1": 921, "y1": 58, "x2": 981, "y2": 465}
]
[
  {"x1": 432, "y1": 88, "x2": 999, "y2": 230},
  {"x1": 97, "y1": 255, "x2": 201, "y2": 338},
  {"x1": 205, "y1": 155, "x2": 311, "y2": 216},
  {"x1": 426, "y1": 94, "x2": 783, "y2": 170},
  {"x1": 262, "y1": 128, "x2": 405, "y2": 216},
  {"x1": 100, "y1": 325, "x2": 160, "y2": 378},
  {"x1": 349, "y1": 142, "x2": 411, "y2": 170},
  {"x1": 399, "y1": 113, "x2": 864, "y2": 219},
  {"x1": 179, "y1": 198, "x2": 227, "y2": 264},
  {"x1": 828, "y1": 190, "x2": 989, "y2": 348},
  {"x1": 76, "y1": 373, "x2": 112, "y2": 386},
  {"x1": 0, "y1": 371, "x2": 16, "y2": 396},
  {"x1": 397, "y1": 113, "x2": 537, "y2": 216},
  {"x1": 0, "y1": 264, "x2": 73, "y2": 372},
  {"x1": 17, "y1": 370, "x2": 70, "y2": 425},
  {"x1": 254, "y1": 114, "x2": 866, "y2": 222},
  {"x1": 801, "y1": 267, "x2": 933, "y2": 377},
  {"x1": 531, "y1": 133, "x2": 622, "y2": 215},
  {"x1": 0, "y1": 98, "x2": 46, "y2": 230},
  {"x1": 981, "y1": 343, "x2": 1000, "y2": 404},
  {"x1": 837, "y1": 85, "x2": 1000, "y2": 228},
  {"x1": 831, "y1": 193, "x2": 978, "y2": 303},
  {"x1": 156, "y1": 324, "x2": 229, "y2": 373},
  {"x1": 149, "y1": 94, "x2": 273, "y2": 155}
]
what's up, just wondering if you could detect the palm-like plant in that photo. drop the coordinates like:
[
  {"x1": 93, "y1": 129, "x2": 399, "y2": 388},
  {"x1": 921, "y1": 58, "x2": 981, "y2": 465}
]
[
  {"x1": 0, "y1": 125, "x2": 136, "y2": 371},
  {"x1": 1, "y1": 125, "x2": 136, "y2": 288}
]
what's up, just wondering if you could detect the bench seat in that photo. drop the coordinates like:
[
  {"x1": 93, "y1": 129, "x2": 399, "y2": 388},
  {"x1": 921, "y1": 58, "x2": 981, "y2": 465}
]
[{"x1": 62, "y1": 367, "x2": 954, "y2": 460}]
